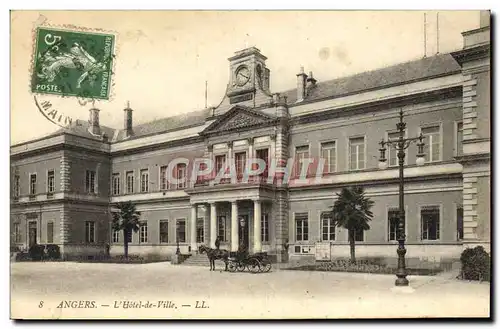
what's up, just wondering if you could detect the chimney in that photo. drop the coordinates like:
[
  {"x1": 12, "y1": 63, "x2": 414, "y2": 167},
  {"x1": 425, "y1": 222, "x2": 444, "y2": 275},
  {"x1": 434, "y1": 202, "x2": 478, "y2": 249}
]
[
  {"x1": 296, "y1": 66, "x2": 307, "y2": 102},
  {"x1": 306, "y1": 71, "x2": 317, "y2": 94},
  {"x1": 88, "y1": 108, "x2": 100, "y2": 135},
  {"x1": 480, "y1": 10, "x2": 490, "y2": 28},
  {"x1": 124, "y1": 102, "x2": 133, "y2": 137}
]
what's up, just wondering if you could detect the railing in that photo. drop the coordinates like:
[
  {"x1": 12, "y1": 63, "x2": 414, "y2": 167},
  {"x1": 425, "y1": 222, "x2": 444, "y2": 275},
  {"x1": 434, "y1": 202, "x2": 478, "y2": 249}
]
[{"x1": 194, "y1": 174, "x2": 273, "y2": 187}]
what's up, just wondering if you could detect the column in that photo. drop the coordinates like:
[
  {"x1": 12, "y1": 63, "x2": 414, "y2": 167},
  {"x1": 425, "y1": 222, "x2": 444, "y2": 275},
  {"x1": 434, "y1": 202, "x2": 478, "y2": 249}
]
[
  {"x1": 253, "y1": 200, "x2": 262, "y2": 253},
  {"x1": 227, "y1": 141, "x2": 233, "y2": 165},
  {"x1": 227, "y1": 141, "x2": 233, "y2": 184},
  {"x1": 210, "y1": 202, "x2": 217, "y2": 249},
  {"x1": 231, "y1": 201, "x2": 239, "y2": 252},
  {"x1": 248, "y1": 138, "x2": 254, "y2": 159},
  {"x1": 190, "y1": 204, "x2": 197, "y2": 252},
  {"x1": 207, "y1": 145, "x2": 213, "y2": 185},
  {"x1": 248, "y1": 137, "x2": 254, "y2": 183}
]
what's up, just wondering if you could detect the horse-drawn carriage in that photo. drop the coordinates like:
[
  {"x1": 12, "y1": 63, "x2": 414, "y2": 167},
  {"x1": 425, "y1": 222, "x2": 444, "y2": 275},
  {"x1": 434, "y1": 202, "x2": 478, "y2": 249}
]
[
  {"x1": 198, "y1": 245, "x2": 272, "y2": 273},
  {"x1": 227, "y1": 250, "x2": 272, "y2": 273}
]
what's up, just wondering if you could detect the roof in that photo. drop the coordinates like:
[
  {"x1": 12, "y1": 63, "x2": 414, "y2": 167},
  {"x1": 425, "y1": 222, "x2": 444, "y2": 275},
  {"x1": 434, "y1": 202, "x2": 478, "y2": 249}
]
[
  {"x1": 280, "y1": 53, "x2": 461, "y2": 104},
  {"x1": 15, "y1": 53, "x2": 462, "y2": 147},
  {"x1": 112, "y1": 108, "x2": 211, "y2": 142},
  {"x1": 49, "y1": 119, "x2": 116, "y2": 141}
]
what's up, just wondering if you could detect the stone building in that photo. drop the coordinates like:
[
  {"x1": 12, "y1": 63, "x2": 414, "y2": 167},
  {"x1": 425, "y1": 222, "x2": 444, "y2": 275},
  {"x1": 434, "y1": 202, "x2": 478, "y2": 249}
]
[{"x1": 10, "y1": 14, "x2": 490, "y2": 266}]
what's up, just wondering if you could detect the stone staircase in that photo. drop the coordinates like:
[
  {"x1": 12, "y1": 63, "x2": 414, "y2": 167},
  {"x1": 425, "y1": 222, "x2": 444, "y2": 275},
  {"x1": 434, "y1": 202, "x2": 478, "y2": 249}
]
[{"x1": 180, "y1": 253, "x2": 227, "y2": 268}]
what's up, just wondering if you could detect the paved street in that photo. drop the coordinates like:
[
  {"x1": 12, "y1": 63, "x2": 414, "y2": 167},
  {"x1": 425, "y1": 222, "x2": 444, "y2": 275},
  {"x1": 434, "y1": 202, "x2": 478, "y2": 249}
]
[{"x1": 10, "y1": 261, "x2": 490, "y2": 319}]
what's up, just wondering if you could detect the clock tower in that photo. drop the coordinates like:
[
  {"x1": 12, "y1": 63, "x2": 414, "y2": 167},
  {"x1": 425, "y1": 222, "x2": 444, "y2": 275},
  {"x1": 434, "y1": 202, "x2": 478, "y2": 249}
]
[
  {"x1": 211, "y1": 47, "x2": 272, "y2": 116},
  {"x1": 226, "y1": 47, "x2": 271, "y2": 102}
]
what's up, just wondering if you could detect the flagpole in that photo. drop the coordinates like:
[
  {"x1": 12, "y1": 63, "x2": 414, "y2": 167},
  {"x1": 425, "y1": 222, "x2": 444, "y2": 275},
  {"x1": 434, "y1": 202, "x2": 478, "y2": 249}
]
[
  {"x1": 423, "y1": 12, "x2": 427, "y2": 58},
  {"x1": 205, "y1": 81, "x2": 208, "y2": 109}
]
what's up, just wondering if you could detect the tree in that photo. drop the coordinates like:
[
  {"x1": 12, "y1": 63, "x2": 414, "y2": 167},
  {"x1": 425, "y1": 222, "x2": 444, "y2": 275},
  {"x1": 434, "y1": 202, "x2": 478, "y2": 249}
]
[
  {"x1": 111, "y1": 201, "x2": 141, "y2": 259},
  {"x1": 331, "y1": 186, "x2": 374, "y2": 264}
]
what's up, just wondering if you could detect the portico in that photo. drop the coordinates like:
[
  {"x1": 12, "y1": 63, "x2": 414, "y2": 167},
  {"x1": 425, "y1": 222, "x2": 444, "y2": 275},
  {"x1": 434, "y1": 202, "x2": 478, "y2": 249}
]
[{"x1": 187, "y1": 185, "x2": 275, "y2": 253}]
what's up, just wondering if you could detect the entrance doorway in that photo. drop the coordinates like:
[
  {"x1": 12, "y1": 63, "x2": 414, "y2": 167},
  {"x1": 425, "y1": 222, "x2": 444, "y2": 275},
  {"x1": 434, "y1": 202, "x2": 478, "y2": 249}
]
[
  {"x1": 28, "y1": 221, "x2": 37, "y2": 247},
  {"x1": 238, "y1": 215, "x2": 249, "y2": 251}
]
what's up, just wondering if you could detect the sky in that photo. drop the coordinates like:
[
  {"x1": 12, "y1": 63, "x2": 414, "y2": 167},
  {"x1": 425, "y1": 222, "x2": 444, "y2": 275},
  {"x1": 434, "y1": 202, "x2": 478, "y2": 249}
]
[{"x1": 10, "y1": 10, "x2": 481, "y2": 145}]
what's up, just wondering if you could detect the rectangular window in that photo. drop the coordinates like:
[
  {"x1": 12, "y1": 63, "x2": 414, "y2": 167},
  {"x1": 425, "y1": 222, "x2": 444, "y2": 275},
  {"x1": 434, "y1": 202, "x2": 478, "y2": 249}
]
[
  {"x1": 349, "y1": 137, "x2": 365, "y2": 170},
  {"x1": 176, "y1": 164, "x2": 187, "y2": 189},
  {"x1": 160, "y1": 166, "x2": 168, "y2": 190},
  {"x1": 235, "y1": 152, "x2": 246, "y2": 179},
  {"x1": 112, "y1": 173, "x2": 120, "y2": 196},
  {"x1": 112, "y1": 230, "x2": 120, "y2": 243},
  {"x1": 421, "y1": 206, "x2": 440, "y2": 240},
  {"x1": 85, "y1": 221, "x2": 95, "y2": 243},
  {"x1": 387, "y1": 131, "x2": 407, "y2": 167},
  {"x1": 295, "y1": 213, "x2": 309, "y2": 241},
  {"x1": 256, "y1": 148, "x2": 269, "y2": 178},
  {"x1": 140, "y1": 169, "x2": 149, "y2": 193},
  {"x1": 218, "y1": 216, "x2": 227, "y2": 242},
  {"x1": 321, "y1": 141, "x2": 337, "y2": 173},
  {"x1": 422, "y1": 125, "x2": 441, "y2": 162},
  {"x1": 139, "y1": 222, "x2": 148, "y2": 243},
  {"x1": 295, "y1": 146, "x2": 309, "y2": 177},
  {"x1": 126, "y1": 171, "x2": 134, "y2": 194},
  {"x1": 196, "y1": 218, "x2": 204, "y2": 243},
  {"x1": 456, "y1": 122, "x2": 463, "y2": 156},
  {"x1": 14, "y1": 175, "x2": 20, "y2": 199},
  {"x1": 321, "y1": 212, "x2": 335, "y2": 241},
  {"x1": 47, "y1": 222, "x2": 54, "y2": 243},
  {"x1": 176, "y1": 219, "x2": 186, "y2": 243},
  {"x1": 195, "y1": 161, "x2": 209, "y2": 185},
  {"x1": 261, "y1": 214, "x2": 269, "y2": 242},
  {"x1": 457, "y1": 206, "x2": 464, "y2": 241},
  {"x1": 159, "y1": 220, "x2": 169, "y2": 243},
  {"x1": 85, "y1": 170, "x2": 96, "y2": 193},
  {"x1": 354, "y1": 228, "x2": 364, "y2": 242},
  {"x1": 47, "y1": 170, "x2": 55, "y2": 193},
  {"x1": 215, "y1": 155, "x2": 226, "y2": 174},
  {"x1": 29, "y1": 173, "x2": 37, "y2": 195},
  {"x1": 13, "y1": 223, "x2": 21, "y2": 243},
  {"x1": 388, "y1": 208, "x2": 399, "y2": 241}
]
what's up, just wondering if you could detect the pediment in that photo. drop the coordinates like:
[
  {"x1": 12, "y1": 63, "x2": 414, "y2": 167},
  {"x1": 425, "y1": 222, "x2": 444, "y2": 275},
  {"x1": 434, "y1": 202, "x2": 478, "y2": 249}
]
[{"x1": 201, "y1": 105, "x2": 275, "y2": 135}]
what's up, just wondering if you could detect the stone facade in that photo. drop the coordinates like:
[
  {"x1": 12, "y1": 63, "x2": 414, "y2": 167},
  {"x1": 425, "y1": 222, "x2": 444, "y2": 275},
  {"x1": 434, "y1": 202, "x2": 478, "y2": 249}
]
[
  {"x1": 451, "y1": 12, "x2": 491, "y2": 252},
  {"x1": 10, "y1": 17, "x2": 490, "y2": 264}
]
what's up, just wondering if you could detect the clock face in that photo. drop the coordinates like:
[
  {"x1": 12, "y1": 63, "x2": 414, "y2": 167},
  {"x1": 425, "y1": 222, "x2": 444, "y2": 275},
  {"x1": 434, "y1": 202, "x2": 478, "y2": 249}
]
[{"x1": 235, "y1": 66, "x2": 250, "y2": 87}]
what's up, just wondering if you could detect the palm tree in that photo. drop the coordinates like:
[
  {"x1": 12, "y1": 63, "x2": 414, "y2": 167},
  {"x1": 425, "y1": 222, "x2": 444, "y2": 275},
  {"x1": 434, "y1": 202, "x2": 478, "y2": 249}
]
[
  {"x1": 111, "y1": 201, "x2": 141, "y2": 259},
  {"x1": 331, "y1": 186, "x2": 374, "y2": 264}
]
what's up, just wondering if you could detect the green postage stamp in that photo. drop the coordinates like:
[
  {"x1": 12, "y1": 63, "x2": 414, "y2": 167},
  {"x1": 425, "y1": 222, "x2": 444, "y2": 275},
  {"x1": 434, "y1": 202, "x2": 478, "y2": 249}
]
[{"x1": 31, "y1": 27, "x2": 115, "y2": 100}]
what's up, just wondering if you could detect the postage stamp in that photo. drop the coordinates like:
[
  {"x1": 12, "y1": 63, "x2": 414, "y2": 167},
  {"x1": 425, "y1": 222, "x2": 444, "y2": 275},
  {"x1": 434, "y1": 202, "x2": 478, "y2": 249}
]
[{"x1": 31, "y1": 27, "x2": 115, "y2": 100}]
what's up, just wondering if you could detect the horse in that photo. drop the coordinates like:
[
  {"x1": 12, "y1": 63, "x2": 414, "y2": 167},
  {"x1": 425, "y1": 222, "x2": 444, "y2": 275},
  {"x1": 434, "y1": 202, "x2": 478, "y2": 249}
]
[{"x1": 198, "y1": 245, "x2": 230, "y2": 271}]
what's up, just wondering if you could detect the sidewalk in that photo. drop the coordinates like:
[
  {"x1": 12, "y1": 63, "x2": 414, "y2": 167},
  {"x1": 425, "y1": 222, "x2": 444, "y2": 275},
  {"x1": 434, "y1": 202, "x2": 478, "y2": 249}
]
[{"x1": 11, "y1": 261, "x2": 490, "y2": 319}]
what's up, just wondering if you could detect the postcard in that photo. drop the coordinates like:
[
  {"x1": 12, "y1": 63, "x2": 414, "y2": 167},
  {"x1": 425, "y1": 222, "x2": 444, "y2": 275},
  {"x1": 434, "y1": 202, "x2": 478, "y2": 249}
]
[{"x1": 10, "y1": 10, "x2": 491, "y2": 319}]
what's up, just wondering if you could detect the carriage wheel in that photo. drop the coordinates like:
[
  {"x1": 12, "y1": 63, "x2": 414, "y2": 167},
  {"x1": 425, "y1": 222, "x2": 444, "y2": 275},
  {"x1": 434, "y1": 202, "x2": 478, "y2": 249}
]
[
  {"x1": 236, "y1": 262, "x2": 246, "y2": 272},
  {"x1": 260, "y1": 259, "x2": 272, "y2": 273},
  {"x1": 247, "y1": 258, "x2": 261, "y2": 273},
  {"x1": 228, "y1": 262, "x2": 237, "y2": 273}
]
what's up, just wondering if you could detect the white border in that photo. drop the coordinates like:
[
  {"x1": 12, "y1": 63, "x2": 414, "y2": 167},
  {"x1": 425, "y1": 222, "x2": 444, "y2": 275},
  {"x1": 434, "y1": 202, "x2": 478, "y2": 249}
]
[{"x1": 5, "y1": 4, "x2": 498, "y2": 325}]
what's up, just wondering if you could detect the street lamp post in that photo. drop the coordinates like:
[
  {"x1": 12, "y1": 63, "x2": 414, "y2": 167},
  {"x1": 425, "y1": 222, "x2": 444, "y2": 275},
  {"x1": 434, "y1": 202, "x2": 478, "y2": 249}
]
[{"x1": 378, "y1": 109, "x2": 426, "y2": 287}]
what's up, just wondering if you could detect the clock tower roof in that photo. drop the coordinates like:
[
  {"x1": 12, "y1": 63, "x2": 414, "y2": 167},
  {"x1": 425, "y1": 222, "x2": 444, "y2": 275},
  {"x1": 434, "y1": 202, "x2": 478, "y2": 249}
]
[{"x1": 228, "y1": 46, "x2": 267, "y2": 61}]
